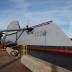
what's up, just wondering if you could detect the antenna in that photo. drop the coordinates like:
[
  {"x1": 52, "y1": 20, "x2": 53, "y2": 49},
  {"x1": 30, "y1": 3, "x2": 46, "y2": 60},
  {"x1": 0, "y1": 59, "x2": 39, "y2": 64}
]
[{"x1": 26, "y1": 19, "x2": 30, "y2": 28}]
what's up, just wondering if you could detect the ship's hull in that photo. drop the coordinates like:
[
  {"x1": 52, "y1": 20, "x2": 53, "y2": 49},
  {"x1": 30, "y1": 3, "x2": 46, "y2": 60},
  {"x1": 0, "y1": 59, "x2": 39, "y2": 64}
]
[{"x1": 27, "y1": 45, "x2": 72, "y2": 54}]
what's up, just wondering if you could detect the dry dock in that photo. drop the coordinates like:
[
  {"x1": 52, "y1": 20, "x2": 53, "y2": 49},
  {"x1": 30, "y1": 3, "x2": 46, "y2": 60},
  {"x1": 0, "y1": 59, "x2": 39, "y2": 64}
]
[{"x1": 0, "y1": 44, "x2": 72, "y2": 72}]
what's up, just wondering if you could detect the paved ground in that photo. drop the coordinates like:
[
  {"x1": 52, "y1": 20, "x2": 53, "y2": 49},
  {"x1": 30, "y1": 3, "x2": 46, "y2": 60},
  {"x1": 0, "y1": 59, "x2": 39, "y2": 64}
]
[{"x1": 0, "y1": 50, "x2": 31, "y2": 72}]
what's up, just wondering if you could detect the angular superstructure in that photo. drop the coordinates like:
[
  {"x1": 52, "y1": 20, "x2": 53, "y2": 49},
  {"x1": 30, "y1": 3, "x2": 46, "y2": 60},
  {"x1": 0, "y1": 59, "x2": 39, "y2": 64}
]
[
  {"x1": 4, "y1": 21, "x2": 72, "y2": 54},
  {"x1": 17, "y1": 21, "x2": 72, "y2": 46},
  {"x1": 5, "y1": 21, "x2": 20, "y2": 43}
]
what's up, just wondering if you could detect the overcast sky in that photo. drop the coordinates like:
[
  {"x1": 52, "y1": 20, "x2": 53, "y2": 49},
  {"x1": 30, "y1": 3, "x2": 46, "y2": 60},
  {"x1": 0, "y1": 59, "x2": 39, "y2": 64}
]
[{"x1": 0, "y1": 0, "x2": 72, "y2": 37}]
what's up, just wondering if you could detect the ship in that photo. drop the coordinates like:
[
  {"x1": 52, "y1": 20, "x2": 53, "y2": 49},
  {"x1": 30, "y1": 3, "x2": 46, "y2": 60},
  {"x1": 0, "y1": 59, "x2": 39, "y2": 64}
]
[{"x1": 3, "y1": 20, "x2": 72, "y2": 54}]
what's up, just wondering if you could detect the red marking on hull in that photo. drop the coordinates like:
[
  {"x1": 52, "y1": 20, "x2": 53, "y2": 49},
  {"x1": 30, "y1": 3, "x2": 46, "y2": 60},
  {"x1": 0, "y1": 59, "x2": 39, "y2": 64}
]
[{"x1": 29, "y1": 48, "x2": 72, "y2": 54}]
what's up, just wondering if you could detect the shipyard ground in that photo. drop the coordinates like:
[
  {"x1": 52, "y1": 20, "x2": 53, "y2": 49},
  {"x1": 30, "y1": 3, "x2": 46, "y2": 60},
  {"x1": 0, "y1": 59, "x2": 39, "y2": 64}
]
[
  {"x1": 0, "y1": 50, "x2": 31, "y2": 72},
  {"x1": 0, "y1": 50, "x2": 72, "y2": 72}
]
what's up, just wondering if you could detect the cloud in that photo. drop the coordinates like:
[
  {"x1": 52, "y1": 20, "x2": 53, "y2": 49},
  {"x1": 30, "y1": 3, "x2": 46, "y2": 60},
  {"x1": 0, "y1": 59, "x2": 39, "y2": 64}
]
[
  {"x1": 64, "y1": 0, "x2": 72, "y2": 10},
  {"x1": 0, "y1": 0, "x2": 31, "y2": 29},
  {"x1": 9, "y1": 0, "x2": 30, "y2": 9},
  {"x1": 0, "y1": 0, "x2": 72, "y2": 37}
]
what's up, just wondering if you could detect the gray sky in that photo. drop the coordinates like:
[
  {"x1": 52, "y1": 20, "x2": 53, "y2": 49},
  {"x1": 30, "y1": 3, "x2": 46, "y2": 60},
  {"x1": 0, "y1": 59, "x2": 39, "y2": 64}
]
[{"x1": 0, "y1": 0, "x2": 72, "y2": 37}]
